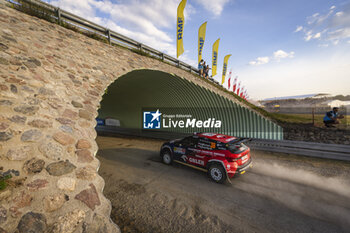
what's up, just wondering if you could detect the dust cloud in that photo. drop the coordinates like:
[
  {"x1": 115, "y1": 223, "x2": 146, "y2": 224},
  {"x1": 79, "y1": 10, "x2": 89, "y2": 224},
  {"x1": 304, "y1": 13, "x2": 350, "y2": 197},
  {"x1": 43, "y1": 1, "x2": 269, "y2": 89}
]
[{"x1": 237, "y1": 160, "x2": 350, "y2": 231}]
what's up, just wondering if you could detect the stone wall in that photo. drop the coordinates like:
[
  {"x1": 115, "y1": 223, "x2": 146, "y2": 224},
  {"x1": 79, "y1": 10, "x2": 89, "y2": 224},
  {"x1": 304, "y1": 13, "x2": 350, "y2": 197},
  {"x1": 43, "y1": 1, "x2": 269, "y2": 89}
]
[
  {"x1": 0, "y1": 1, "x2": 263, "y2": 232},
  {"x1": 282, "y1": 123, "x2": 350, "y2": 145}
]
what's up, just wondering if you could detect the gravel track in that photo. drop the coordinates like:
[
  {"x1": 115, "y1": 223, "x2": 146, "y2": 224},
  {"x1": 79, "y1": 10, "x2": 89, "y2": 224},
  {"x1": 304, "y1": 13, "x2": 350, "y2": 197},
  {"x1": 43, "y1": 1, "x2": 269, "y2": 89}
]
[{"x1": 96, "y1": 136, "x2": 350, "y2": 233}]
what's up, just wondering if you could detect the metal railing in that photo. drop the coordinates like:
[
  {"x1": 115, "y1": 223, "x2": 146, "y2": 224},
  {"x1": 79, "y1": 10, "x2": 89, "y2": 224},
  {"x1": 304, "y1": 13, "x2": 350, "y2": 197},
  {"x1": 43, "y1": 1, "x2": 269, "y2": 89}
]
[
  {"x1": 95, "y1": 125, "x2": 350, "y2": 162},
  {"x1": 7, "y1": 0, "x2": 199, "y2": 74},
  {"x1": 246, "y1": 139, "x2": 350, "y2": 161}
]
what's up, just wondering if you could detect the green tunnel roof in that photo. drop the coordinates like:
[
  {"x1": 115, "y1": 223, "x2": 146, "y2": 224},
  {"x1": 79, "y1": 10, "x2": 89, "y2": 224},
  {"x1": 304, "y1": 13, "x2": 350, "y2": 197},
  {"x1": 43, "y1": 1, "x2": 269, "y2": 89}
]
[{"x1": 98, "y1": 69, "x2": 283, "y2": 140}]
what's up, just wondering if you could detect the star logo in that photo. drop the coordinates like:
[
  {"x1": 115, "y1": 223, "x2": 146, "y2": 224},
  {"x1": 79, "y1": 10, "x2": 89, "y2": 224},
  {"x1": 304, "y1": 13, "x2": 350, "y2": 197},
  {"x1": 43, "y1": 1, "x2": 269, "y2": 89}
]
[
  {"x1": 143, "y1": 109, "x2": 162, "y2": 129},
  {"x1": 150, "y1": 109, "x2": 162, "y2": 122}
]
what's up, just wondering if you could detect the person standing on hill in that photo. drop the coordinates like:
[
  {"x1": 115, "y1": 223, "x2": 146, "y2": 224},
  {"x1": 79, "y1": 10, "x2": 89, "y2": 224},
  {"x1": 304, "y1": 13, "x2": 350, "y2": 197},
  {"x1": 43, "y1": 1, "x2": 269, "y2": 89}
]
[
  {"x1": 204, "y1": 65, "x2": 210, "y2": 79},
  {"x1": 198, "y1": 59, "x2": 204, "y2": 77}
]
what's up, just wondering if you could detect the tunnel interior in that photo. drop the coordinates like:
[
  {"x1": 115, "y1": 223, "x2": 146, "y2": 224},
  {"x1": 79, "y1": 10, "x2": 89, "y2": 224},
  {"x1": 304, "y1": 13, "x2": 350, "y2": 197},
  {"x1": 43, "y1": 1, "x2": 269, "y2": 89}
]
[{"x1": 98, "y1": 69, "x2": 283, "y2": 139}]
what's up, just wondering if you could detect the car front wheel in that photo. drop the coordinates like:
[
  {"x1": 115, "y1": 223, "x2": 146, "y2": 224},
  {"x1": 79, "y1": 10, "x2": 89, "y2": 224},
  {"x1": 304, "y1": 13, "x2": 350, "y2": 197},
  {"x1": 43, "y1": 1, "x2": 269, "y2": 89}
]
[
  {"x1": 208, "y1": 164, "x2": 226, "y2": 183},
  {"x1": 161, "y1": 149, "x2": 173, "y2": 165}
]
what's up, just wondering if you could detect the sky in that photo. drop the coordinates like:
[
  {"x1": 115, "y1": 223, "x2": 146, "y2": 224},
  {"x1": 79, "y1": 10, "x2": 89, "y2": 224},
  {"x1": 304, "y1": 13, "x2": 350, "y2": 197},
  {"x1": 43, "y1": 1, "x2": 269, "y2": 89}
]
[{"x1": 44, "y1": 0, "x2": 350, "y2": 100}]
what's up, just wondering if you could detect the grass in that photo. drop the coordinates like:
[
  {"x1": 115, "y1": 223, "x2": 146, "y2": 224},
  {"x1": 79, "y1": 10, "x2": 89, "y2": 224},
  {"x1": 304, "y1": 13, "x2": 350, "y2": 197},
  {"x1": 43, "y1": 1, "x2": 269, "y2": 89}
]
[
  {"x1": 59, "y1": 21, "x2": 80, "y2": 32},
  {"x1": 270, "y1": 113, "x2": 349, "y2": 128},
  {"x1": 0, "y1": 174, "x2": 12, "y2": 191},
  {"x1": 12, "y1": 0, "x2": 56, "y2": 23}
]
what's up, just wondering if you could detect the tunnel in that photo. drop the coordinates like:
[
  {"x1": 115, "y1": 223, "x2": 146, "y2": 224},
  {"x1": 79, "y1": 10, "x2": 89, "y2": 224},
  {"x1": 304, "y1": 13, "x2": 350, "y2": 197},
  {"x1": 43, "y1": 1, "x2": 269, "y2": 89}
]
[{"x1": 98, "y1": 69, "x2": 283, "y2": 140}]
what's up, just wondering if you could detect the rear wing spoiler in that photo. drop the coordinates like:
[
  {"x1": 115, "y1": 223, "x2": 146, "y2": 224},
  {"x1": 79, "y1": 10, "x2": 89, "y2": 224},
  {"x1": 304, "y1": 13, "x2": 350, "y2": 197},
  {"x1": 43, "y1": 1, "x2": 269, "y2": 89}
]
[{"x1": 232, "y1": 138, "x2": 252, "y2": 145}]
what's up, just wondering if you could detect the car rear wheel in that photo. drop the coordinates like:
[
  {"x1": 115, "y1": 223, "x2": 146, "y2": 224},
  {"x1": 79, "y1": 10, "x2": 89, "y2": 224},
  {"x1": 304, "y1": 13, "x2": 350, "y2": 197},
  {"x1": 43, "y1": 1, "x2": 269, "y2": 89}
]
[
  {"x1": 161, "y1": 149, "x2": 172, "y2": 165},
  {"x1": 208, "y1": 164, "x2": 226, "y2": 183}
]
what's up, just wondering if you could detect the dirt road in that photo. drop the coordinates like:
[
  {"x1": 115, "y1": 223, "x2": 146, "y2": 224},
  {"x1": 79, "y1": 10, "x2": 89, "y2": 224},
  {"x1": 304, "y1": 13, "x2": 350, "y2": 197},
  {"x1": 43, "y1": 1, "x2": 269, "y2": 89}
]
[{"x1": 96, "y1": 136, "x2": 350, "y2": 233}]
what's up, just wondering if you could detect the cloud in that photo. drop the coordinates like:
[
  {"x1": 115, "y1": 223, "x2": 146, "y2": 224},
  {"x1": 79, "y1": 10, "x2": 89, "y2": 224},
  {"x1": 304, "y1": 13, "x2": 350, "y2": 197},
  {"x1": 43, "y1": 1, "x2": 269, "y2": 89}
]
[
  {"x1": 318, "y1": 43, "x2": 329, "y2": 47},
  {"x1": 46, "y1": 0, "x2": 195, "y2": 58},
  {"x1": 327, "y1": 28, "x2": 350, "y2": 41},
  {"x1": 273, "y1": 50, "x2": 295, "y2": 60},
  {"x1": 313, "y1": 32, "x2": 321, "y2": 39},
  {"x1": 294, "y1": 26, "x2": 303, "y2": 32},
  {"x1": 296, "y1": 3, "x2": 350, "y2": 45},
  {"x1": 249, "y1": 57, "x2": 269, "y2": 66},
  {"x1": 180, "y1": 50, "x2": 197, "y2": 67},
  {"x1": 194, "y1": 0, "x2": 230, "y2": 16},
  {"x1": 238, "y1": 49, "x2": 350, "y2": 99},
  {"x1": 336, "y1": 11, "x2": 344, "y2": 17},
  {"x1": 249, "y1": 50, "x2": 294, "y2": 66}
]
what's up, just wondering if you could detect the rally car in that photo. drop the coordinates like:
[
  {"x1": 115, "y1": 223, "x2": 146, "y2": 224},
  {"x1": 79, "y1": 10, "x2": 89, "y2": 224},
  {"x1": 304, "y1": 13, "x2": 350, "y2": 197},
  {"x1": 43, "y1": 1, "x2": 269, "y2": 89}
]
[{"x1": 160, "y1": 133, "x2": 252, "y2": 183}]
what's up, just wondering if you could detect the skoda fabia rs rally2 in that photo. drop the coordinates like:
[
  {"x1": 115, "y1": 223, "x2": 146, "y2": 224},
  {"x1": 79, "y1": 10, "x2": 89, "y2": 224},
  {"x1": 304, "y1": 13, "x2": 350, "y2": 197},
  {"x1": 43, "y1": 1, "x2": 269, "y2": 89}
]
[{"x1": 160, "y1": 133, "x2": 252, "y2": 183}]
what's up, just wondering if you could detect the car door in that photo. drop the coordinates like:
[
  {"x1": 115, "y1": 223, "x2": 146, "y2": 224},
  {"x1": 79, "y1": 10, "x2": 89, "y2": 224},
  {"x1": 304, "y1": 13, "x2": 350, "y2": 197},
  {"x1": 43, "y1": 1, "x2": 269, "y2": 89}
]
[
  {"x1": 172, "y1": 136, "x2": 191, "y2": 161},
  {"x1": 183, "y1": 136, "x2": 199, "y2": 164},
  {"x1": 182, "y1": 136, "x2": 205, "y2": 167},
  {"x1": 196, "y1": 137, "x2": 215, "y2": 167}
]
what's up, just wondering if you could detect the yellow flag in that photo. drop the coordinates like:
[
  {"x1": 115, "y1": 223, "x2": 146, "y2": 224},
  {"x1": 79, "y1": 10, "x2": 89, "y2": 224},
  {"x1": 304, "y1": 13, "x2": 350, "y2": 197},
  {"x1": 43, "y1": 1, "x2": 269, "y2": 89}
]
[
  {"x1": 198, "y1": 21, "x2": 207, "y2": 63},
  {"x1": 177, "y1": 0, "x2": 187, "y2": 58},
  {"x1": 222, "y1": 54, "x2": 231, "y2": 84},
  {"x1": 212, "y1": 38, "x2": 220, "y2": 77}
]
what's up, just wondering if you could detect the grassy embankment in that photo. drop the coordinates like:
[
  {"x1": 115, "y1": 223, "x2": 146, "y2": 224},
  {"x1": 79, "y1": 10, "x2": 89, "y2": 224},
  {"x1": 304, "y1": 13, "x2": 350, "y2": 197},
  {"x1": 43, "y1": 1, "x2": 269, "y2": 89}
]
[{"x1": 270, "y1": 113, "x2": 349, "y2": 129}]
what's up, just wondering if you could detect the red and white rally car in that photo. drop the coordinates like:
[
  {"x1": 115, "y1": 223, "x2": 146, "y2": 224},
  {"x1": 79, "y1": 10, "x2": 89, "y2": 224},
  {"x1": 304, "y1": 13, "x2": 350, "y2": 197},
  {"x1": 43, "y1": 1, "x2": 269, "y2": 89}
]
[{"x1": 160, "y1": 133, "x2": 252, "y2": 183}]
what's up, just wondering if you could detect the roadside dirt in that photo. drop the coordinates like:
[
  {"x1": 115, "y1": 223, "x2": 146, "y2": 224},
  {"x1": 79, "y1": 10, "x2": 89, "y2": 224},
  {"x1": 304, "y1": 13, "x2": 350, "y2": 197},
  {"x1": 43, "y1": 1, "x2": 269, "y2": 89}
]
[{"x1": 96, "y1": 136, "x2": 350, "y2": 233}]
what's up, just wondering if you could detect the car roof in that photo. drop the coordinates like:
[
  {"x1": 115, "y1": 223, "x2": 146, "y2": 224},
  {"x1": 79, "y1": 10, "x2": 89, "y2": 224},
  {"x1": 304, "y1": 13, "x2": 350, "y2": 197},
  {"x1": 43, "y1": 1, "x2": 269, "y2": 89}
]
[{"x1": 197, "y1": 133, "x2": 237, "y2": 143}]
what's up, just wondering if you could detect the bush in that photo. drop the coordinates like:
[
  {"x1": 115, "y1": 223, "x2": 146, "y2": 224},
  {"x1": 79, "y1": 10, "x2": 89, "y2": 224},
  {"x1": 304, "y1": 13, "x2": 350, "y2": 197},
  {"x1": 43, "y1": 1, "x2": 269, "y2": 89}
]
[
  {"x1": 0, "y1": 169, "x2": 19, "y2": 191},
  {"x1": 14, "y1": 0, "x2": 56, "y2": 23}
]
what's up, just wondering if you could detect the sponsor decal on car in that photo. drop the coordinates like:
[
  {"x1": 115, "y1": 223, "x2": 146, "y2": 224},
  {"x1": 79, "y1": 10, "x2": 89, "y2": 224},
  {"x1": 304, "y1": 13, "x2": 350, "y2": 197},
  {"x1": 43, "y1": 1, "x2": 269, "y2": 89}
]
[
  {"x1": 241, "y1": 154, "x2": 249, "y2": 163},
  {"x1": 201, "y1": 150, "x2": 213, "y2": 156},
  {"x1": 174, "y1": 147, "x2": 186, "y2": 154},
  {"x1": 188, "y1": 148, "x2": 201, "y2": 153},
  {"x1": 213, "y1": 152, "x2": 225, "y2": 157},
  {"x1": 189, "y1": 157, "x2": 204, "y2": 166},
  {"x1": 195, "y1": 154, "x2": 205, "y2": 159}
]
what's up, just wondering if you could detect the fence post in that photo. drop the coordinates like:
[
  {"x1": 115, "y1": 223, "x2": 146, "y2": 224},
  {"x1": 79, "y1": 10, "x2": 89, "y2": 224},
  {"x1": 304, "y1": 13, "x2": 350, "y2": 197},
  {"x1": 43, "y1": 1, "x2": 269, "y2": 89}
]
[
  {"x1": 139, "y1": 43, "x2": 143, "y2": 52},
  {"x1": 189, "y1": 66, "x2": 192, "y2": 73},
  {"x1": 177, "y1": 60, "x2": 180, "y2": 67},
  {"x1": 161, "y1": 53, "x2": 164, "y2": 61},
  {"x1": 56, "y1": 7, "x2": 61, "y2": 24},
  {"x1": 106, "y1": 29, "x2": 111, "y2": 45}
]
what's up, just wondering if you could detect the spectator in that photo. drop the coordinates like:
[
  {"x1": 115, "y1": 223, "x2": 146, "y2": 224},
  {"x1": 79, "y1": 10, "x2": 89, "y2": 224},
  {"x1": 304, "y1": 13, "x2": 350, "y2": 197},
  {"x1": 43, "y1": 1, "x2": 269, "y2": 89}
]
[
  {"x1": 198, "y1": 59, "x2": 204, "y2": 76},
  {"x1": 323, "y1": 107, "x2": 344, "y2": 127},
  {"x1": 202, "y1": 61, "x2": 206, "y2": 77},
  {"x1": 204, "y1": 65, "x2": 210, "y2": 79}
]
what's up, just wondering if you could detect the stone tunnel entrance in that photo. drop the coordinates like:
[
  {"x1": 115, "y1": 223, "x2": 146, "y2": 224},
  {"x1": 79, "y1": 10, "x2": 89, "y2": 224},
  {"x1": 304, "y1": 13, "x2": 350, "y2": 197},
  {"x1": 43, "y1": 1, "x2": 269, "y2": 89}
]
[{"x1": 98, "y1": 69, "x2": 283, "y2": 139}]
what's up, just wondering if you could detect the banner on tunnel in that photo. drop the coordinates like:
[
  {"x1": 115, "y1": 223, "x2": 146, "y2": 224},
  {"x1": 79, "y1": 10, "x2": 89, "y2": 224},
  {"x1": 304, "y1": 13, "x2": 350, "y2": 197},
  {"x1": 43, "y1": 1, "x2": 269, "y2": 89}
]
[
  {"x1": 212, "y1": 38, "x2": 220, "y2": 77},
  {"x1": 177, "y1": 0, "x2": 187, "y2": 58},
  {"x1": 198, "y1": 21, "x2": 207, "y2": 63},
  {"x1": 221, "y1": 54, "x2": 231, "y2": 84}
]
